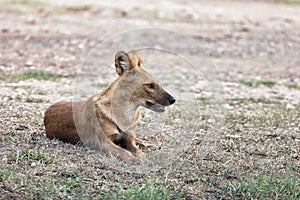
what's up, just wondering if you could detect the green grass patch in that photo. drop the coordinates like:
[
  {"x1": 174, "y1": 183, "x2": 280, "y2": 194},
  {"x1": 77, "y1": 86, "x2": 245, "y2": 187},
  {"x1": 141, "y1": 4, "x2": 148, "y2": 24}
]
[
  {"x1": 103, "y1": 178, "x2": 184, "y2": 200},
  {"x1": 238, "y1": 79, "x2": 277, "y2": 87},
  {"x1": 224, "y1": 170, "x2": 300, "y2": 199},
  {"x1": 0, "y1": 0, "x2": 42, "y2": 5},
  {"x1": 64, "y1": 5, "x2": 91, "y2": 12},
  {"x1": 284, "y1": 83, "x2": 300, "y2": 90},
  {"x1": 24, "y1": 175, "x2": 184, "y2": 199},
  {"x1": 39, "y1": 176, "x2": 84, "y2": 199},
  {"x1": 97, "y1": 82, "x2": 110, "y2": 88},
  {"x1": 8, "y1": 147, "x2": 55, "y2": 164},
  {"x1": 0, "y1": 70, "x2": 5, "y2": 80},
  {"x1": 0, "y1": 70, "x2": 60, "y2": 81},
  {"x1": 197, "y1": 97, "x2": 210, "y2": 102},
  {"x1": 276, "y1": 0, "x2": 300, "y2": 3},
  {"x1": 17, "y1": 70, "x2": 59, "y2": 81},
  {"x1": 26, "y1": 97, "x2": 44, "y2": 103},
  {"x1": 0, "y1": 168, "x2": 16, "y2": 182},
  {"x1": 229, "y1": 97, "x2": 281, "y2": 105},
  {"x1": 23, "y1": 169, "x2": 91, "y2": 199}
]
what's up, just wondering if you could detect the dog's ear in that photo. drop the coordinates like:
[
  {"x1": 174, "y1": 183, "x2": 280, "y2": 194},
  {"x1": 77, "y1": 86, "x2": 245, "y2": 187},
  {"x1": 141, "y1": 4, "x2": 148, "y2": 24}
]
[
  {"x1": 115, "y1": 51, "x2": 133, "y2": 76},
  {"x1": 127, "y1": 50, "x2": 143, "y2": 67}
]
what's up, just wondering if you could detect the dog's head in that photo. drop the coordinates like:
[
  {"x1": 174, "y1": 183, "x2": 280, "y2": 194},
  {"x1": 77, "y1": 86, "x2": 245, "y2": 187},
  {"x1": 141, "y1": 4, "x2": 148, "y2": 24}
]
[{"x1": 115, "y1": 50, "x2": 175, "y2": 112}]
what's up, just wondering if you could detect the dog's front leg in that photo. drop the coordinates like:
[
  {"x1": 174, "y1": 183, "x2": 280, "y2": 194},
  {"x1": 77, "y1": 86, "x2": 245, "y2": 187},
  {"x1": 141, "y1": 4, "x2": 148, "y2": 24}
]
[
  {"x1": 93, "y1": 130, "x2": 138, "y2": 163},
  {"x1": 102, "y1": 140, "x2": 139, "y2": 163},
  {"x1": 114, "y1": 133, "x2": 151, "y2": 164}
]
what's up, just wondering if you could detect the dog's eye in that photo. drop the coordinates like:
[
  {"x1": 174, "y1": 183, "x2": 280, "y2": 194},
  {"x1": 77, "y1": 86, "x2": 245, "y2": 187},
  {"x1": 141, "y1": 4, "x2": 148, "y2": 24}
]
[{"x1": 146, "y1": 83, "x2": 155, "y2": 89}]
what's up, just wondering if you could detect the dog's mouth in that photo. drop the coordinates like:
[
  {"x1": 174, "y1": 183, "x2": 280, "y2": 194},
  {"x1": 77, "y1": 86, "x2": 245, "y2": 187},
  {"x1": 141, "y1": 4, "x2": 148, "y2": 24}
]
[{"x1": 145, "y1": 101, "x2": 165, "y2": 113}]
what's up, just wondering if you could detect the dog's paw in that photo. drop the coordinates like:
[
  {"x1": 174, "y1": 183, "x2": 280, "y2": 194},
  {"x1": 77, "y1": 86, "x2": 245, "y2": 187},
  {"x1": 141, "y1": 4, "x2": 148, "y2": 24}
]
[{"x1": 135, "y1": 152, "x2": 153, "y2": 166}]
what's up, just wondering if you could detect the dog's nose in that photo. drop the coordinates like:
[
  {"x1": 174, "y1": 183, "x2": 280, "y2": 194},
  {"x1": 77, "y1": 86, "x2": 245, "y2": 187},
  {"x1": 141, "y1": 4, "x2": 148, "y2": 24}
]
[{"x1": 169, "y1": 96, "x2": 176, "y2": 105}]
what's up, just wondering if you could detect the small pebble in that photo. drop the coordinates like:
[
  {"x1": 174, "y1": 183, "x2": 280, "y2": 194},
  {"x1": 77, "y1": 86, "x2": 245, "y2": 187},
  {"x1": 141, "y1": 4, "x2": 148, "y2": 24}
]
[{"x1": 25, "y1": 61, "x2": 34, "y2": 66}]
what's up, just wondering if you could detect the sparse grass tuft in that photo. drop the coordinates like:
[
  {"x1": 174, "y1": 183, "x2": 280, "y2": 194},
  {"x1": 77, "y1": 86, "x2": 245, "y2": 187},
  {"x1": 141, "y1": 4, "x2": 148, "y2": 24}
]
[
  {"x1": 276, "y1": 0, "x2": 300, "y2": 3},
  {"x1": 64, "y1": 5, "x2": 91, "y2": 12},
  {"x1": 230, "y1": 97, "x2": 281, "y2": 105},
  {"x1": 8, "y1": 147, "x2": 55, "y2": 164},
  {"x1": 39, "y1": 176, "x2": 84, "y2": 199},
  {"x1": 17, "y1": 70, "x2": 59, "y2": 81},
  {"x1": 0, "y1": 70, "x2": 5, "y2": 80},
  {"x1": 97, "y1": 82, "x2": 110, "y2": 88},
  {"x1": 0, "y1": 168, "x2": 16, "y2": 182},
  {"x1": 102, "y1": 177, "x2": 184, "y2": 200},
  {"x1": 0, "y1": 0, "x2": 42, "y2": 5},
  {"x1": 224, "y1": 170, "x2": 300, "y2": 199},
  {"x1": 284, "y1": 83, "x2": 300, "y2": 90},
  {"x1": 0, "y1": 70, "x2": 60, "y2": 81},
  {"x1": 197, "y1": 96, "x2": 210, "y2": 102},
  {"x1": 26, "y1": 97, "x2": 45, "y2": 103},
  {"x1": 238, "y1": 79, "x2": 277, "y2": 87}
]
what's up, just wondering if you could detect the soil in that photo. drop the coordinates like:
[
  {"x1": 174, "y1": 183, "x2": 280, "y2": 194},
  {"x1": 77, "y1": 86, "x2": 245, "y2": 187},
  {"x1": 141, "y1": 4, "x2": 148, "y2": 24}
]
[{"x1": 0, "y1": 0, "x2": 299, "y2": 199}]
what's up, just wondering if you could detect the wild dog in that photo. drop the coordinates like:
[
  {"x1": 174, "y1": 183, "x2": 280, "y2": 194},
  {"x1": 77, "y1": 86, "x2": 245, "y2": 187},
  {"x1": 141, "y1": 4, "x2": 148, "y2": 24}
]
[{"x1": 44, "y1": 50, "x2": 175, "y2": 163}]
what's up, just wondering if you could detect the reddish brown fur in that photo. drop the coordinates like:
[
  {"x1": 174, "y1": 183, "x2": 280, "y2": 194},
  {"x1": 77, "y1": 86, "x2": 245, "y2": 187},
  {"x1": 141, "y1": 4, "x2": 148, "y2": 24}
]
[{"x1": 44, "y1": 101, "x2": 81, "y2": 144}]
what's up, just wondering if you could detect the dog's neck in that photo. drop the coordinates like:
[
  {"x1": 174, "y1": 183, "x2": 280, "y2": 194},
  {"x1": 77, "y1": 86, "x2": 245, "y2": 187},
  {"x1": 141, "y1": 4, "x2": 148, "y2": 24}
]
[{"x1": 93, "y1": 78, "x2": 140, "y2": 132}]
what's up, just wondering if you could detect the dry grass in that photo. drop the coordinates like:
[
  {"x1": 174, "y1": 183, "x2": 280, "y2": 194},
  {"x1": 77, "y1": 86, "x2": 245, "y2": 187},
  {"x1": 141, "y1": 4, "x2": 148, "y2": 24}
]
[
  {"x1": 1, "y1": 1, "x2": 300, "y2": 199},
  {"x1": 1, "y1": 77, "x2": 299, "y2": 199}
]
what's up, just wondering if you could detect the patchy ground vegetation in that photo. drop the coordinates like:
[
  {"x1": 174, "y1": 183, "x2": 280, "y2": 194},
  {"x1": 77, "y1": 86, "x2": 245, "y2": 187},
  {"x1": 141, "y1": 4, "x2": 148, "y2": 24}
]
[{"x1": 0, "y1": 0, "x2": 299, "y2": 199}]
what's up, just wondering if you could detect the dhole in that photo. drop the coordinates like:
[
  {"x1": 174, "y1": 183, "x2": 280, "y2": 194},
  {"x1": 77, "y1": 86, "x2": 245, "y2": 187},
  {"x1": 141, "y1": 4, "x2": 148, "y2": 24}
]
[{"x1": 44, "y1": 50, "x2": 175, "y2": 163}]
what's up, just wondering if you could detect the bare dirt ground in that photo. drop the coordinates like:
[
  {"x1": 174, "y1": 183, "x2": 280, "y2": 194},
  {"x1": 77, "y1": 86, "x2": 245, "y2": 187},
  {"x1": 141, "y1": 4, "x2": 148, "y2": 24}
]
[{"x1": 0, "y1": 0, "x2": 300, "y2": 199}]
